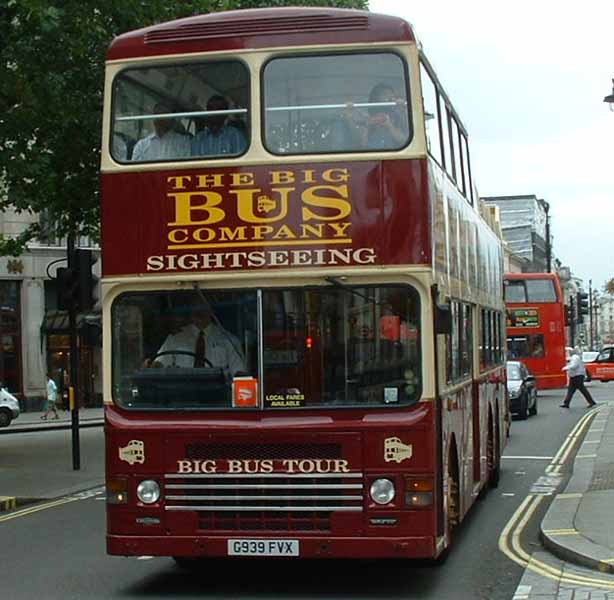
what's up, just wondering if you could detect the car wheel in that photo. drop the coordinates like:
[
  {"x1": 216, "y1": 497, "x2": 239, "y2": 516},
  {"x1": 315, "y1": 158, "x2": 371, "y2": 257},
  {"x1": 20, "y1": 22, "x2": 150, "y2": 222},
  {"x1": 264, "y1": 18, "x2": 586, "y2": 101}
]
[
  {"x1": 585, "y1": 372, "x2": 592, "y2": 382},
  {"x1": 517, "y1": 395, "x2": 528, "y2": 420},
  {"x1": 0, "y1": 409, "x2": 12, "y2": 427},
  {"x1": 529, "y1": 393, "x2": 538, "y2": 416}
]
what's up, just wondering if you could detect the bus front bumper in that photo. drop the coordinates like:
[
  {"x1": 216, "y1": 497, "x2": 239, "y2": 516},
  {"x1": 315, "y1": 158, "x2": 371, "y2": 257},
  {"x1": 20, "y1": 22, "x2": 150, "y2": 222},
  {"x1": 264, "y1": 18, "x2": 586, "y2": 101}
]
[{"x1": 107, "y1": 534, "x2": 438, "y2": 560}]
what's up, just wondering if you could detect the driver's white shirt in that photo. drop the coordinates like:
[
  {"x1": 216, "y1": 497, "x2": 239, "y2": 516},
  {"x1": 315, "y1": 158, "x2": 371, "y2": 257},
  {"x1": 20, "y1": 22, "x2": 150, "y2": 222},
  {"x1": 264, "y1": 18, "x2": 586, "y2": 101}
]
[{"x1": 156, "y1": 322, "x2": 245, "y2": 374}]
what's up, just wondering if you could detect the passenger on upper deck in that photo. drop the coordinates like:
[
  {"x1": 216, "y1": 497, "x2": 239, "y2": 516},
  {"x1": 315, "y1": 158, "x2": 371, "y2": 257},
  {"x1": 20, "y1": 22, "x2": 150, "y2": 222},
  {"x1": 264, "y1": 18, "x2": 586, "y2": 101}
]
[
  {"x1": 131, "y1": 101, "x2": 190, "y2": 162},
  {"x1": 191, "y1": 95, "x2": 247, "y2": 157},
  {"x1": 329, "y1": 83, "x2": 408, "y2": 152},
  {"x1": 363, "y1": 83, "x2": 408, "y2": 149}
]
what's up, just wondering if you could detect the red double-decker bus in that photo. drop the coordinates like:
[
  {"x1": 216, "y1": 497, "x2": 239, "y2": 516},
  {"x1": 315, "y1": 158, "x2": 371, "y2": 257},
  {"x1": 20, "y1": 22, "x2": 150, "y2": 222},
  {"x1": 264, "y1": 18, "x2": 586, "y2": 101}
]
[
  {"x1": 101, "y1": 7, "x2": 507, "y2": 562},
  {"x1": 504, "y1": 273, "x2": 567, "y2": 389}
]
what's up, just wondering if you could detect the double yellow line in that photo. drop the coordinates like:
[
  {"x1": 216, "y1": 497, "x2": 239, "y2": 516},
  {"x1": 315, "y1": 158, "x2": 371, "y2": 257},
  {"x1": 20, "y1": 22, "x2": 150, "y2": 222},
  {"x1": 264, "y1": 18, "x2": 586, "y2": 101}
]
[
  {"x1": 0, "y1": 496, "x2": 82, "y2": 524},
  {"x1": 499, "y1": 407, "x2": 614, "y2": 588}
]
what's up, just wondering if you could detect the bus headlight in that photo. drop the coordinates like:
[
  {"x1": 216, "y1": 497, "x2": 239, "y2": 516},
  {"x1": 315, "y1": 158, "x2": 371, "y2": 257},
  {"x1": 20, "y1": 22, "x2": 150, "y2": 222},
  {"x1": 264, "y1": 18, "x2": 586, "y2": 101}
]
[
  {"x1": 136, "y1": 480, "x2": 160, "y2": 504},
  {"x1": 370, "y1": 478, "x2": 395, "y2": 505}
]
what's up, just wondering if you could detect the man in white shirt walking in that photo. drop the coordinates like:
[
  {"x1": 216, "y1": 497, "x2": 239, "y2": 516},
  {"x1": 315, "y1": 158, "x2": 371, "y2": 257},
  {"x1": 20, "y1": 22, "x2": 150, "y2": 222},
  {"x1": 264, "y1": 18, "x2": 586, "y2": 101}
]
[
  {"x1": 561, "y1": 347, "x2": 596, "y2": 408},
  {"x1": 131, "y1": 101, "x2": 190, "y2": 162}
]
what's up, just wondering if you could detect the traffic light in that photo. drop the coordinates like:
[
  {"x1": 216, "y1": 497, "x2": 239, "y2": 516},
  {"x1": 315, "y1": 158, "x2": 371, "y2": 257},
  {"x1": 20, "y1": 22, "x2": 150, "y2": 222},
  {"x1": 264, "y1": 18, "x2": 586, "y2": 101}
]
[
  {"x1": 56, "y1": 249, "x2": 99, "y2": 312},
  {"x1": 565, "y1": 300, "x2": 574, "y2": 326},
  {"x1": 57, "y1": 267, "x2": 79, "y2": 310},
  {"x1": 577, "y1": 291, "x2": 589, "y2": 323},
  {"x1": 76, "y1": 249, "x2": 98, "y2": 312}
]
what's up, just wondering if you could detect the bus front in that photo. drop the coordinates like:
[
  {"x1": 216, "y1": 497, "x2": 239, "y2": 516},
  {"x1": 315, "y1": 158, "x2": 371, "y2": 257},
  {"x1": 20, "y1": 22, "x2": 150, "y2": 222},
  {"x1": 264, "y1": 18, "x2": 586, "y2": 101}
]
[
  {"x1": 102, "y1": 8, "x2": 443, "y2": 561},
  {"x1": 504, "y1": 273, "x2": 567, "y2": 389}
]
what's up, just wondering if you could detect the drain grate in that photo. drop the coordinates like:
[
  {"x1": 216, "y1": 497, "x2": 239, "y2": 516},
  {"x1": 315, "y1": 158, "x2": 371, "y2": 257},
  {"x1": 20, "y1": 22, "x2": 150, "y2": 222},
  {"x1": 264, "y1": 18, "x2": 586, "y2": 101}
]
[{"x1": 588, "y1": 463, "x2": 614, "y2": 491}]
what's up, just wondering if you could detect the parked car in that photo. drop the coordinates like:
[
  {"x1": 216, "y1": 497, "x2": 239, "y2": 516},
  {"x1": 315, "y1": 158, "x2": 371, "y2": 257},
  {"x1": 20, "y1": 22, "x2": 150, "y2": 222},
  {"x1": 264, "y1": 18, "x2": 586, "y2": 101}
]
[
  {"x1": 585, "y1": 347, "x2": 614, "y2": 382},
  {"x1": 0, "y1": 386, "x2": 20, "y2": 427},
  {"x1": 506, "y1": 361, "x2": 537, "y2": 420}
]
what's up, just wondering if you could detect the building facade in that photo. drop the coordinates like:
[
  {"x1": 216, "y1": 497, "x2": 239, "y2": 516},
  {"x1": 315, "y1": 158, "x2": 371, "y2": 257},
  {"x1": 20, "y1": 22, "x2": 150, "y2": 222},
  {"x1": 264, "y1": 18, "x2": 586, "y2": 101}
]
[
  {"x1": 482, "y1": 195, "x2": 550, "y2": 273},
  {"x1": 598, "y1": 294, "x2": 614, "y2": 346},
  {"x1": 0, "y1": 207, "x2": 101, "y2": 410}
]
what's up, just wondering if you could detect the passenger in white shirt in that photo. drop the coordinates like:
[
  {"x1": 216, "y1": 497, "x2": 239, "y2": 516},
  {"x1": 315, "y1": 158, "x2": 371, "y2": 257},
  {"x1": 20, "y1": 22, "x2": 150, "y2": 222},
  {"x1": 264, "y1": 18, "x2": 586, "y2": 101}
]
[
  {"x1": 145, "y1": 302, "x2": 246, "y2": 376},
  {"x1": 131, "y1": 101, "x2": 190, "y2": 162}
]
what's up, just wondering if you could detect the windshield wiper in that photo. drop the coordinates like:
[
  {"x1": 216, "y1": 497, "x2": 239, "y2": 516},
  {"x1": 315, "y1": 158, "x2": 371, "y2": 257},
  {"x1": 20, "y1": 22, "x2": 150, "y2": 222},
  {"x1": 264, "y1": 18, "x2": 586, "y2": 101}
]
[{"x1": 192, "y1": 282, "x2": 247, "y2": 375}]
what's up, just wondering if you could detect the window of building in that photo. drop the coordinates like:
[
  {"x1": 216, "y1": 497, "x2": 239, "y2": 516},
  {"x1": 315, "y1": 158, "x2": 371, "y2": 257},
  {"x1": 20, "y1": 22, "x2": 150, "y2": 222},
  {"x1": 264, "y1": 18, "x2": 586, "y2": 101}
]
[{"x1": 0, "y1": 281, "x2": 21, "y2": 394}]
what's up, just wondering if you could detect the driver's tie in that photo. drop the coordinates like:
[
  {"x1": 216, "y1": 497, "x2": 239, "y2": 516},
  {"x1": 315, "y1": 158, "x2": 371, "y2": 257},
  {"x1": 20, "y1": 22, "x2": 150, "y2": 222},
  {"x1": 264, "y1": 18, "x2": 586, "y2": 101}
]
[{"x1": 194, "y1": 330, "x2": 205, "y2": 367}]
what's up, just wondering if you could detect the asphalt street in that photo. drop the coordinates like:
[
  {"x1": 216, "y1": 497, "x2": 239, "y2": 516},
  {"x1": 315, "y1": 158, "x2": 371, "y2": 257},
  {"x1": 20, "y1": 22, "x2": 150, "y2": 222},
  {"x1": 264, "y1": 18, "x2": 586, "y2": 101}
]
[{"x1": 1, "y1": 385, "x2": 611, "y2": 599}]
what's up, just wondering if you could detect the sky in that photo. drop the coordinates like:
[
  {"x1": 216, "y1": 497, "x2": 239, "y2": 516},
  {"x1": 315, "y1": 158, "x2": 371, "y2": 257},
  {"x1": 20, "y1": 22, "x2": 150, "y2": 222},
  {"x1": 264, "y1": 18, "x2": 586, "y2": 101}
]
[{"x1": 369, "y1": 0, "x2": 614, "y2": 290}]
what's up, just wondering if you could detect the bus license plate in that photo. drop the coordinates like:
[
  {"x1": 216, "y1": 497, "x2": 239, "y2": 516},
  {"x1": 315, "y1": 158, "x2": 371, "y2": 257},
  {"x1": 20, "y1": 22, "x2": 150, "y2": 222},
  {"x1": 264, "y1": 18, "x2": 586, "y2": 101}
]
[{"x1": 227, "y1": 539, "x2": 299, "y2": 556}]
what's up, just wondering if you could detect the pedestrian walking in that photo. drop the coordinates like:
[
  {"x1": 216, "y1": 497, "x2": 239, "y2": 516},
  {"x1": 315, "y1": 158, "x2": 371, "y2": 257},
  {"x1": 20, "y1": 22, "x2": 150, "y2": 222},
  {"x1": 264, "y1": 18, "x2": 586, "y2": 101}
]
[
  {"x1": 560, "y1": 347, "x2": 596, "y2": 408},
  {"x1": 41, "y1": 373, "x2": 60, "y2": 420}
]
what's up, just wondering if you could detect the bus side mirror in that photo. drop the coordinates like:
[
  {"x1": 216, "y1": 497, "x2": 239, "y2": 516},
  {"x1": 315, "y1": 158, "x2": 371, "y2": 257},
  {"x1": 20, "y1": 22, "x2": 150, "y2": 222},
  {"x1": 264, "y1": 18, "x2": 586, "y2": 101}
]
[{"x1": 435, "y1": 304, "x2": 452, "y2": 335}]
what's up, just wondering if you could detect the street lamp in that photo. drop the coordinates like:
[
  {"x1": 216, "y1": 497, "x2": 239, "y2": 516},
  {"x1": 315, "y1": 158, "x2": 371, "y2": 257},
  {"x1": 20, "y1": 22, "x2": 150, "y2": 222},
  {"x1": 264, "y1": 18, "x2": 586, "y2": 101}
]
[{"x1": 604, "y1": 78, "x2": 614, "y2": 112}]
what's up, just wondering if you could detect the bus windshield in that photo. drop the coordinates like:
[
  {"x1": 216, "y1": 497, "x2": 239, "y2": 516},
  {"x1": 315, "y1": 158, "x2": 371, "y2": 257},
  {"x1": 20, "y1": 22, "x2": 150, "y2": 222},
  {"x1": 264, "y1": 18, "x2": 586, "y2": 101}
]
[{"x1": 111, "y1": 285, "x2": 421, "y2": 410}]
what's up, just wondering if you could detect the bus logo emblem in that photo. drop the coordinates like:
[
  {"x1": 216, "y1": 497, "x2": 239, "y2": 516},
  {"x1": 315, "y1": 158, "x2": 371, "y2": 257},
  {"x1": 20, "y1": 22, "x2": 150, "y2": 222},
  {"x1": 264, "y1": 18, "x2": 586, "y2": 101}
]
[
  {"x1": 257, "y1": 194, "x2": 276, "y2": 214},
  {"x1": 119, "y1": 440, "x2": 145, "y2": 465},
  {"x1": 384, "y1": 437, "x2": 412, "y2": 463}
]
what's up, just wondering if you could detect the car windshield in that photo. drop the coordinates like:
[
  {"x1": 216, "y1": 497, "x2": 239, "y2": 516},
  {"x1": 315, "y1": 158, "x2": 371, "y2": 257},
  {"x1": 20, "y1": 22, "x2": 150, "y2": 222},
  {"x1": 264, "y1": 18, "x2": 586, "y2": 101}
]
[
  {"x1": 112, "y1": 285, "x2": 422, "y2": 410},
  {"x1": 506, "y1": 363, "x2": 522, "y2": 380}
]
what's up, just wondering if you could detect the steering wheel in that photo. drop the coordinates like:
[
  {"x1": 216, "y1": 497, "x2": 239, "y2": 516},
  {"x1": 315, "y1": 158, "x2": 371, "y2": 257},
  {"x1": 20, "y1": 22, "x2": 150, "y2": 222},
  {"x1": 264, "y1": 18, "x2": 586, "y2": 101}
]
[{"x1": 152, "y1": 350, "x2": 214, "y2": 368}]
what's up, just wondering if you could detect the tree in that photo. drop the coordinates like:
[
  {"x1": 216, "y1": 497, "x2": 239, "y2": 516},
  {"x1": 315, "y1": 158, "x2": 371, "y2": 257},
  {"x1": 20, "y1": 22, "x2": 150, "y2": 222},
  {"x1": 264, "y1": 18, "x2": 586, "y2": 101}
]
[
  {"x1": 0, "y1": 0, "x2": 367, "y2": 257},
  {"x1": 606, "y1": 278, "x2": 614, "y2": 296}
]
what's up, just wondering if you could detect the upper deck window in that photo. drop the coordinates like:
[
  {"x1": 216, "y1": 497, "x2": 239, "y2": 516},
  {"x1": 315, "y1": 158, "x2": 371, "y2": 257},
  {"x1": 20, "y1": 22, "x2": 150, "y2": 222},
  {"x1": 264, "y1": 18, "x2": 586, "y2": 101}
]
[
  {"x1": 504, "y1": 279, "x2": 557, "y2": 303},
  {"x1": 111, "y1": 61, "x2": 249, "y2": 163},
  {"x1": 263, "y1": 52, "x2": 412, "y2": 155}
]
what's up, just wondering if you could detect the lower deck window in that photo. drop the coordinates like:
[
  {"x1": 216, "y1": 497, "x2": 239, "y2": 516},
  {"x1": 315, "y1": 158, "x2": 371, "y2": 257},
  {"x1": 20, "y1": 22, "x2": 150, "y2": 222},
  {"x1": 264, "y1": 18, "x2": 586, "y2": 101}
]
[{"x1": 111, "y1": 285, "x2": 421, "y2": 410}]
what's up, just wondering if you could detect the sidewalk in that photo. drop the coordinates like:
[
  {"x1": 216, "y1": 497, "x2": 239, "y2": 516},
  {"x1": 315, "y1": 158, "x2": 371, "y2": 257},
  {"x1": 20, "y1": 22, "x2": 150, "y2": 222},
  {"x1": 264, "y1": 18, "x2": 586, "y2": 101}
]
[
  {"x1": 541, "y1": 400, "x2": 614, "y2": 573},
  {"x1": 3, "y1": 406, "x2": 104, "y2": 434},
  {"x1": 0, "y1": 407, "x2": 105, "y2": 505}
]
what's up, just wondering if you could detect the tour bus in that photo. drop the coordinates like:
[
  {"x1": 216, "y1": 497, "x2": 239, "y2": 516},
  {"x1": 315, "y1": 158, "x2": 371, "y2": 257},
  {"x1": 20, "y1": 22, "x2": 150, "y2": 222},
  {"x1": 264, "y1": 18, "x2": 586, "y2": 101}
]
[
  {"x1": 101, "y1": 7, "x2": 507, "y2": 562},
  {"x1": 504, "y1": 273, "x2": 566, "y2": 389}
]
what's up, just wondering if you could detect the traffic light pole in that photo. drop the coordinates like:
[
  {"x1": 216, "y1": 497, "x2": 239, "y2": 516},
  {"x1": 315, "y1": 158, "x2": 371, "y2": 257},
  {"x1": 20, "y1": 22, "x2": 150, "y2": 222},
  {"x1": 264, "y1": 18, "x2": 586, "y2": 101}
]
[
  {"x1": 589, "y1": 280, "x2": 594, "y2": 350},
  {"x1": 67, "y1": 235, "x2": 81, "y2": 471},
  {"x1": 569, "y1": 295, "x2": 576, "y2": 347}
]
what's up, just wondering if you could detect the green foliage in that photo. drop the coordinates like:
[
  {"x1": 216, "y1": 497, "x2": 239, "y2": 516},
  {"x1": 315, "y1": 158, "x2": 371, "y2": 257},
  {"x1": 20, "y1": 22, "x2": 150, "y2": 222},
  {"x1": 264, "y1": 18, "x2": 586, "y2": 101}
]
[{"x1": 0, "y1": 0, "x2": 367, "y2": 257}]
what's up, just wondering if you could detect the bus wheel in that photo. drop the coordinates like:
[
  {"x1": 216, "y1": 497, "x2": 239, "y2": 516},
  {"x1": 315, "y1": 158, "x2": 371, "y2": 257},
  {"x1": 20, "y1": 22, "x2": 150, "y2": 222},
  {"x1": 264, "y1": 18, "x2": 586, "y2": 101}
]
[
  {"x1": 173, "y1": 556, "x2": 202, "y2": 571},
  {"x1": 487, "y1": 421, "x2": 500, "y2": 488},
  {"x1": 446, "y1": 457, "x2": 460, "y2": 535}
]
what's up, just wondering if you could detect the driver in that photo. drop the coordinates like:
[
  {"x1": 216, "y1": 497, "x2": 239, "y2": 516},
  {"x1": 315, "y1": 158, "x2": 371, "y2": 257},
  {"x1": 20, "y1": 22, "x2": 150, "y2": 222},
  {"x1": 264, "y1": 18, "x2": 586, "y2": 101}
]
[{"x1": 144, "y1": 301, "x2": 246, "y2": 375}]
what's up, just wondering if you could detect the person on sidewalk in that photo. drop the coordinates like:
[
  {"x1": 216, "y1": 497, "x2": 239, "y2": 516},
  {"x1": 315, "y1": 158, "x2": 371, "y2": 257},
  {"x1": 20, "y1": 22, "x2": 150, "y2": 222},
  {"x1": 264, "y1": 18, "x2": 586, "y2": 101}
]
[
  {"x1": 41, "y1": 373, "x2": 60, "y2": 420},
  {"x1": 561, "y1": 347, "x2": 596, "y2": 408}
]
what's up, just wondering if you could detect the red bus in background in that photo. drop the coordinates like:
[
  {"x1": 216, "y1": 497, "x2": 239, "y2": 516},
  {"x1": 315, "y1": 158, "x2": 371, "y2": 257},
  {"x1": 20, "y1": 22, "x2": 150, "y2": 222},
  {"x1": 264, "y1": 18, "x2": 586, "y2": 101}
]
[
  {"x1": 101, "y1": 7, "x2": 508, "y2": 563},
  {"x1": 504, "y1": 273, "x2": 566, "y2": 389}
]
